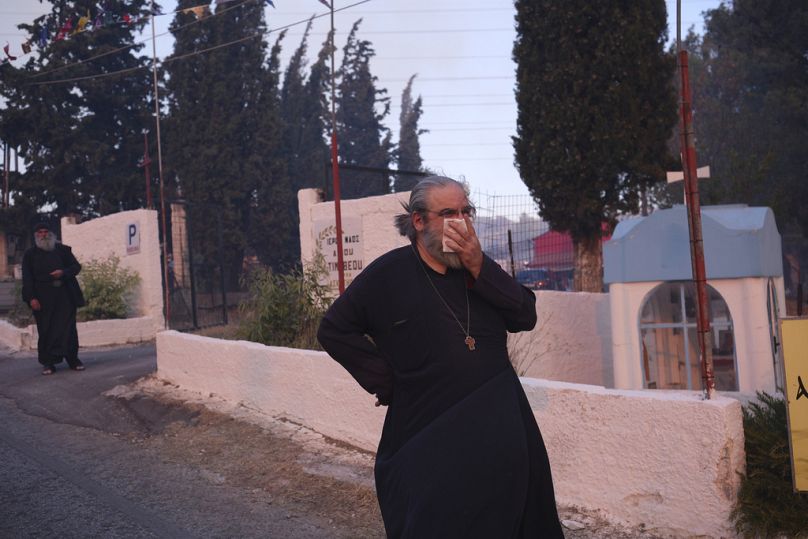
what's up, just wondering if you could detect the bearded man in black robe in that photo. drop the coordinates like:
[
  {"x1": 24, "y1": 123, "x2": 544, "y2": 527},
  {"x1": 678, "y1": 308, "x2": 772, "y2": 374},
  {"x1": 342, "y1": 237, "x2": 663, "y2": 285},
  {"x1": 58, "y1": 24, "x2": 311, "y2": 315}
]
[
  {"x1": 21, "y1": 222, "x2": 86, "y2": 375},
  {"x1": 317, "y1": 176, "x2": 563, "y2": 538}
]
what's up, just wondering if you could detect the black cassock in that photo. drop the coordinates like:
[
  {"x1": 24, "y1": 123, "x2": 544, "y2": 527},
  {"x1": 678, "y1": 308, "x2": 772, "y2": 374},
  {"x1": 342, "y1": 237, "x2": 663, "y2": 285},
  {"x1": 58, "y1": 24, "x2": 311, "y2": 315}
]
[
  {"x1": 21, "y1": 244, "x2": 83, "y2": 367},
  {"x1": 318, "y1": 245, "x2": 563, "y2": 538}
]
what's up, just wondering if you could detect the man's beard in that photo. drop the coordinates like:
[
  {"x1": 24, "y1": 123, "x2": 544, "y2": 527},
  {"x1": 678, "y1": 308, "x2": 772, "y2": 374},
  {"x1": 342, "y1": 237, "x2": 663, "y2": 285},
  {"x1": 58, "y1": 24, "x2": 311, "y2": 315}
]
[
  {"x1": 35, "y1": 232, "x2": 57, "y2": 252},
  {"x1": 421, "y1": 224, "x2": 464, "y2": 270}
]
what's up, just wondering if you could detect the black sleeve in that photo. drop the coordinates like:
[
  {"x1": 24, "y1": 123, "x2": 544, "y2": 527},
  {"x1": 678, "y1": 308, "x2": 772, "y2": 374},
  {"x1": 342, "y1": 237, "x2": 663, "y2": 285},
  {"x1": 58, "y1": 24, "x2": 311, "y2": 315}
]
[
  {"x1": 317, "y1": 280, "x2": 394, "y2": 405},
  {"x1": 59, "y1": 245, "x2": 81, "y2": 278},
  {"x1": 470, "y1": 255, "x2": 538, "y2": 332},
  {"x1": 21, "y1": 250, "x2": 35, "y2": 304}
]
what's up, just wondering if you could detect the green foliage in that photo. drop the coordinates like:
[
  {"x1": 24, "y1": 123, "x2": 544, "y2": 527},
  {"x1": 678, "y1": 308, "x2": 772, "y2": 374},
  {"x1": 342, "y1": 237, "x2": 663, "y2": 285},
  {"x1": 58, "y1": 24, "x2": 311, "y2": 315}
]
[
  {"x1": 77, "y1": 255, "x2": 140, "y2": 321},
  {"x1": 732, "y1": 392, "x2": 808, "y2": 537},
  {"x1": 164, "y1": 0, "x2": 286, "y2": 286},
  {"x1": 7, "y1": 281, "x2": 34, "y2": 328},
  {"x1": 237, "y1": 257, "x2": 331, "y2": 350},
  {"x1": 0, "y1": 0, "x2": 153, "y2": 218},
  {"x1": 336, "y1": 20, "x2": 394, "y2": 198},
  {"x1": 513, "y1": 0, "x2": 678, "y2": 289},
  {"x1": 395, "y1": 74, "x2": 427, "y2": 192},
  {"x1": 682, "y1": 0, "x2": 808, "y2": 237}
]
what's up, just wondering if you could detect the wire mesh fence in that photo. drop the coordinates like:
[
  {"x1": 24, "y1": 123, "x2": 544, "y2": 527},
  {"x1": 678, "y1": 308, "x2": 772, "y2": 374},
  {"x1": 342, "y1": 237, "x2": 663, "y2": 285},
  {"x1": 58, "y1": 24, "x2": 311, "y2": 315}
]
[{"x1": 472, "y1": 191, "x2": 574, "y2": 291}]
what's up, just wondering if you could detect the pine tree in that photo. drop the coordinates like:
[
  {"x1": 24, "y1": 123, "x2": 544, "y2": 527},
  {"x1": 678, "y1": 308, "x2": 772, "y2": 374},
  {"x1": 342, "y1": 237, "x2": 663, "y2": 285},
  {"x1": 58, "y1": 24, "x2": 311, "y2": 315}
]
[
  {"x1": 395, "y1": 74, "x2": 427, "y2": 192},
  {"x1": 0, "y1": 0, "x2": 153, "y2": 220},
  {"x1": 335, "y1": 20, "x2": 393, "y2": 198},
  {"x1": 513, "y1": 0, "x2": 677, "y2": 291}
]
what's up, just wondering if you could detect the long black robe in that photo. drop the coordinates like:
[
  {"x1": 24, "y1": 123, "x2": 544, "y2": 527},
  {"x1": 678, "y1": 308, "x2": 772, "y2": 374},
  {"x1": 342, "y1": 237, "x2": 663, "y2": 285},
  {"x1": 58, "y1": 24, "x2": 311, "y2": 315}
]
[
  {"x1": 21, "y1": 244, "x2": 82, "y2": 367},
  {"x1": 317, "y1": 245, "x2": 563, "y2": 538}
]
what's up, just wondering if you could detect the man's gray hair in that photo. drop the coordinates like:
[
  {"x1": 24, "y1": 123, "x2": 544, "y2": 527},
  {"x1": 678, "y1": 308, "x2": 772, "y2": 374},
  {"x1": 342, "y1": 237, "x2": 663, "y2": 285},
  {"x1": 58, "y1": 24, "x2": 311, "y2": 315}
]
[{"x1": 394, "y1": 175, "x2": 473, "y2": 241}]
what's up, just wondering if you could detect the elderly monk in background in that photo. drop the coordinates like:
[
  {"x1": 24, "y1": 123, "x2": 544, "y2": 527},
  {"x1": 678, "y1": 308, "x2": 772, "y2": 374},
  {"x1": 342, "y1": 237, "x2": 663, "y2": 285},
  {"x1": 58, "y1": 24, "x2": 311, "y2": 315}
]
[
  {"x1": 317, "y1": 176, "x2": 563, "y2": 538},
  {"x1": 22, "y1": 222, "x2": 86, "y2": 375}
]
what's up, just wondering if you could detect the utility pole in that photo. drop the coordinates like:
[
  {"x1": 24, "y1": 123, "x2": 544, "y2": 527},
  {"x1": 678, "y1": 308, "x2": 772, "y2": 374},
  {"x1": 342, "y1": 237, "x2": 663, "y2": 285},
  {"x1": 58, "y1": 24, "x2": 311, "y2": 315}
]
[
  {"x1": 138, "y1": 132, "x2": 153, "y2": 209},
  {"x1": 677, "y1": 0, "x2": 714, "y2": 399},
  {"x1": 326, "y1": 0, "x2": 346, "y2": 294},
  {"x1": 151, "y1": 0, "x2": 170, "y2": 327}
]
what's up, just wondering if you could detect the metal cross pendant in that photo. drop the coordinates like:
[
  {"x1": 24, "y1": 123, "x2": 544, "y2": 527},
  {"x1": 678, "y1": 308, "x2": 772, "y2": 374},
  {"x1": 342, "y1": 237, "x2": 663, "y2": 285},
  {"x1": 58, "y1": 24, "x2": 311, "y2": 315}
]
[{"x1": 465, "y1": 335, "x2": 476, "y2": 351}]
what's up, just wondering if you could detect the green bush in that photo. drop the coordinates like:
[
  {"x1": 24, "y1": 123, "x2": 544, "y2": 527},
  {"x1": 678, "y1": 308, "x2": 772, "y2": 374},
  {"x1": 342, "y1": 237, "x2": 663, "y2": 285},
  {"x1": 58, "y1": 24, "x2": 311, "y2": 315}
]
[
  {"x1": 7, "y1": 280, "x2": 34, "y2": 328},
  {"x1": 732, "y1": 391, "x2": 808, "y2": 537},
  {"x1": 237, "y1": 257, "x2": 331, "y2": 350},
  {"x1": 77, "y1": 255, "x2": 140, "y2": 321}
]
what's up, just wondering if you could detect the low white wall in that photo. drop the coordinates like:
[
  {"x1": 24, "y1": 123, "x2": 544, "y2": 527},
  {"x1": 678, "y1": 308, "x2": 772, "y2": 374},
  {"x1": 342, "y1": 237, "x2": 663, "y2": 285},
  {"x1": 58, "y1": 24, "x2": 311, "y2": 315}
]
[
  {"x1": 0, "y1": 317, "x2": 158, "y2": 352},
  {"x1": 509, "y1": 290, "x2": 612, "y2": 386},
  {"x1": 156, "y1": 330, "x2": 744, "y2": 537},
  {"x1": 62, "y1": 209, "x2": 164, "y2": 332}
]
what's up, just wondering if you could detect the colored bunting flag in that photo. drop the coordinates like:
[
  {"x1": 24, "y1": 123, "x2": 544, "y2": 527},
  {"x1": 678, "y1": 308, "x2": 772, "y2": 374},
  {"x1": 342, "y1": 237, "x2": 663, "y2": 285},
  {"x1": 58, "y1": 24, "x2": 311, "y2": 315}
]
[
  {"x1": 75, "y1": 12, "x2": 91, "y2": 34},
  {"x1": 37, "y1": 27, "x2": 49, "y2": 48},
  {"x1": 266, "y1": 0, "x2": 275, "y2": 6},
  {"x1": 3, "y1": 43, "x2": 16, "y2": 61},
  {"x1": 183, "y1": 5, "x2": 211, "y2": 19},
  {"x1": 55, "y1": 18, "x2": 73, "y2": 41}
]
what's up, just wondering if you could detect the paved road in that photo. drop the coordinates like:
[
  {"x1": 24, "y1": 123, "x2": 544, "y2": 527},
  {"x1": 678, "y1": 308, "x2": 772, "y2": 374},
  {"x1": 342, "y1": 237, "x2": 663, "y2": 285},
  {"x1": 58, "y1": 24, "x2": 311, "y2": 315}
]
[{"x1": 0, "y1": 343, "x2": 342, "y2": 539}]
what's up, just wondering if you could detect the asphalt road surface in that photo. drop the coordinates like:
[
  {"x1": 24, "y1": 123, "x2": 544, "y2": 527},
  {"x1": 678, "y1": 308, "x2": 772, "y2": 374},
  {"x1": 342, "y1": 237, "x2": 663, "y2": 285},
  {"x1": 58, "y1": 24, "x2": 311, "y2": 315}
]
[{"x1": 0, "y1": 342, "x2": 380, "y2": 539}]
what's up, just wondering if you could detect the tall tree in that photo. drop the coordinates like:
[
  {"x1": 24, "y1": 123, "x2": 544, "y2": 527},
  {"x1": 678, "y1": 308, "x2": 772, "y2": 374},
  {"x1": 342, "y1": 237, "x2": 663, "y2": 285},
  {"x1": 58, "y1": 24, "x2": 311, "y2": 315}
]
[
  {"x1": 335, "y1": 20, "x2": 393, "y2": 199},
  {"x1": 513, "y1": 0, "x2": 677, "y2": 291},
  {"x1": 395, "y1": 74, "x2": 427, "y2": 192},
  {"x1": 277, "y1": 24, "x2": 331, "y2": 267},
  {"x1": 691, "y1": 0, "x2": 808, "y2": 237},
  {"x1": 0, "y1": 0, "x2": 153, "y2": 221},
  {"x1": 163, "y1": 0, "x2": 273, "y2": 287},
  {"x1": 247, "y1": 33, "x2": 296, "y2": 272}
]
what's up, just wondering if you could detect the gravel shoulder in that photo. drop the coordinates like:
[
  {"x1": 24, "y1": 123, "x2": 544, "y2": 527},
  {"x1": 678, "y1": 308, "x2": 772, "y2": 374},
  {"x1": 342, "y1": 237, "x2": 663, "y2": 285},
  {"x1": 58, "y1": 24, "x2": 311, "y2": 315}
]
[{"x1": 111, "y1": 376, "x2": 668, "y2": 539}]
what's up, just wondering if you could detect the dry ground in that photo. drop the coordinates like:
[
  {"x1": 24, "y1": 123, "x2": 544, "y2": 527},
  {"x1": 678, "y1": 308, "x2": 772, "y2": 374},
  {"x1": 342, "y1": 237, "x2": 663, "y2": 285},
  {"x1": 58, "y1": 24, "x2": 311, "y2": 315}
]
[{"x1": 108, "y1": 377, "x2": 668, "y2": 539}]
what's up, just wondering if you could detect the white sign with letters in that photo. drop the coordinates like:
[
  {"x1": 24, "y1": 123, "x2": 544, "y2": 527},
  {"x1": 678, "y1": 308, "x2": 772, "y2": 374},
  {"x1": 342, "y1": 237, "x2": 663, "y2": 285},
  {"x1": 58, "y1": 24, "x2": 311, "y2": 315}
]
[
  {"x1": 126, "y1": 222, "x2": 141, "y2": 255},
  {"x1": 314, "y1": 217, "x2": 363, "y2": 291}
]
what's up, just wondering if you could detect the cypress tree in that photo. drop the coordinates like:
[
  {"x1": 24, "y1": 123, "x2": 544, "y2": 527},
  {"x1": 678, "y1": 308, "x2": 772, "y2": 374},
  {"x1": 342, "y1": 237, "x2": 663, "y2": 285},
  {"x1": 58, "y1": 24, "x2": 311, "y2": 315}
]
[
  {"x1": 513, "y1": 0, "x2": 677, "y2": 291},
  {"x1": 335, "y1": 20, "x2": 393, "y2": 198},
  {"x1": 395, "y1": 74, "x2": 427, "y2": 192},
  {"x1": 163, "y1": 0, "x2": 270, "y2": 287}
]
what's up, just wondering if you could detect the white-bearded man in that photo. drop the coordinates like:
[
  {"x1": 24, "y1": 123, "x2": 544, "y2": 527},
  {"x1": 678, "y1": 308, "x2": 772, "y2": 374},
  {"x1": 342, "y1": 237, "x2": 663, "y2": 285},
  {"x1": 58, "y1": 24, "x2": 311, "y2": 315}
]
[{"x1": 21, "y1": 222, "x2": 86, "y2": 375}]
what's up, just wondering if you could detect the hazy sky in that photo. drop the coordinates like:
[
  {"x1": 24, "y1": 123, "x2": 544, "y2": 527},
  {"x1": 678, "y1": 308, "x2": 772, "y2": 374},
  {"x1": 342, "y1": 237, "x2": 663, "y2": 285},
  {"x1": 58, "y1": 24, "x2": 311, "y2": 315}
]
[{"x1": 2, "y1": 0, "x2": 722, "y2": 197}]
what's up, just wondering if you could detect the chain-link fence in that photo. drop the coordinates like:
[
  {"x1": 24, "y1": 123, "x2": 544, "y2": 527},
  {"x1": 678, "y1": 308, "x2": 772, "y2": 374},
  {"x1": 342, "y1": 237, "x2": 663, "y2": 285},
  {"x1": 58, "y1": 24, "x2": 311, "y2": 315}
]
[{"x1": 472, "y1": 192, "x2": 574, "y2": 291}]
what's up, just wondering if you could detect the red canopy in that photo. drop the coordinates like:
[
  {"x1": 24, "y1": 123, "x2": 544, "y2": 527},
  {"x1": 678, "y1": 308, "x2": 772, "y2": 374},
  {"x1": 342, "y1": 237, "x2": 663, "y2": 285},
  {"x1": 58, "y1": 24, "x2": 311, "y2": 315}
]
[{"x1": 529, "y1": 226, "x2": 611, "y2": 271}]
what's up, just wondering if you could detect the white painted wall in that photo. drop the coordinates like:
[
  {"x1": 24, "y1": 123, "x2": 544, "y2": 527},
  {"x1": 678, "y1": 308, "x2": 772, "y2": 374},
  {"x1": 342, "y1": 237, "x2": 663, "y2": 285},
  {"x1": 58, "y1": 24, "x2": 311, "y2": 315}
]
[
  {"x1": 0, "y1": 317, "x2": 159, "y2": 352},
  {"x1": 156, "y1": 330, "x2": 744, "y2": 538},
  {"x1": 61, "y1": 209, "x2": 164, "y2": 332},
  {"x1": 609, "y1": 277, "x2": 786, "y2": 393},
  {"x1": 509, "y1": 290, "x2": 612, "y2": 386}
]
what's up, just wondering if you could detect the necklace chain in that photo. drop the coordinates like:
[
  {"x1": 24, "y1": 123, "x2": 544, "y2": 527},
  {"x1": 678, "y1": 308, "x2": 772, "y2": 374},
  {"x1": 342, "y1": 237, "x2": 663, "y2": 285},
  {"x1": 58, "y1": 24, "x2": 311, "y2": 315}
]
[{"x1": 411, "y1": 245, "x2": 476, "y2": 351}]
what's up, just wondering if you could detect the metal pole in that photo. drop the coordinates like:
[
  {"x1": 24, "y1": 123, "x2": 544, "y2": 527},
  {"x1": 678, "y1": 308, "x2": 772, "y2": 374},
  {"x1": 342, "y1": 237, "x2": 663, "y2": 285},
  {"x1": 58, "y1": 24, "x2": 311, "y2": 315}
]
[
  {"x1": 140, "y1": 132, "x2": 153, "y2": 209},
  {"x1": 329, "y1": 2, "x2": 346, "y2": 294},
  {"x1": 677, "y1": 0, "x2": 714, "y2": 398},
  {"x1": 507, "y1": 229, "x2": 516, "y2": 279},
  {"x1": 151, "y1": 0, "x2": 170, "y2": 328},
  {"x1": 2, "y1": 142, "x2": 8, "y2": 209}
]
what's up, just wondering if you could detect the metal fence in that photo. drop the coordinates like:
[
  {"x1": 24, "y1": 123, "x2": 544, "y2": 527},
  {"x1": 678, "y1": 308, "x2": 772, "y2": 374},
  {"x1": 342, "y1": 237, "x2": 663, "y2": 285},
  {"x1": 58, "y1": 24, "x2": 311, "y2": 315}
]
[{"x1": 472, "y1": 192, "x2": 574, "y2": 291}]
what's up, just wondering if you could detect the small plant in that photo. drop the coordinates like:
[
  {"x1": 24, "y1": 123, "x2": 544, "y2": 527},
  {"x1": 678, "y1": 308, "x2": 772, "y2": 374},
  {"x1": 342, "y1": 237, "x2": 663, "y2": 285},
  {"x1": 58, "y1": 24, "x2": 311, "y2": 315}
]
[
  {"x1": 237, "y1": 255, "x2": 331, "y2": 350},
  {"x1": 732, "y1": 391, "x2": 808, "y2": 537},
  {"x1": 6, "y1": 281, "x2": 34, "y2": 328},
  {"x1": 77, "y1": 255, "x2": 140, "y2": 321}
]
